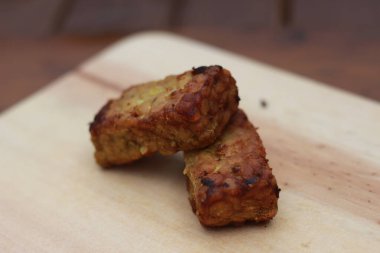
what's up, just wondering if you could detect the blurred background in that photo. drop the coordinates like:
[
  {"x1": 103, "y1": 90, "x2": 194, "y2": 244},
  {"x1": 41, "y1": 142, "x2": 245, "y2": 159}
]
[{"x1": 1, "y1": 0, "x2": 380, "y2": 112}]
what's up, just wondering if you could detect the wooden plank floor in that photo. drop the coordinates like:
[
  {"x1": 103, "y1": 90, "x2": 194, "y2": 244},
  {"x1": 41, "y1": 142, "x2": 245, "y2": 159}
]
[
  {"x1": 0, "y1": 35, "x2": 121, "y2": 112},
  {"x1": 1, "y1": 29, "x2": 379, "y2": 112}
]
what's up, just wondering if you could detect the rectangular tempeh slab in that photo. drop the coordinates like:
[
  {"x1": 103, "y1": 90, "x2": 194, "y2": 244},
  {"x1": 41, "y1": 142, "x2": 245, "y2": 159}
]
[
  {"x1": 0, "y1": 32, "x2": 379, "y2": 252},
  {"x1": 90, "y1": 66, "x2": 238, "y2": 167},
  {"x1": 184, "y1": 109, "x2": 279, "y2": 226}
]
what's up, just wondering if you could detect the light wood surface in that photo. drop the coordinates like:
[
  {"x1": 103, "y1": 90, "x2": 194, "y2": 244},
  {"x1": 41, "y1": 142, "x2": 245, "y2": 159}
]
[{"x1": 1, "y1": 32, "x2": 379, "y2": 252}]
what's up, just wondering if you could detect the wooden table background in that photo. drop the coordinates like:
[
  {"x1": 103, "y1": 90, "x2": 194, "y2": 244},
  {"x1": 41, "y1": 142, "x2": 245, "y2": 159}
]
[{"x1": 1, "y1": 0, "x2": 380, "y2": 112}]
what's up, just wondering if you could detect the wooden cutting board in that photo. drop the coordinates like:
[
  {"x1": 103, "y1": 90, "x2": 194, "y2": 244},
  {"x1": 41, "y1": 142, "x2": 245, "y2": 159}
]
[{"x1": 1, "y1": 32, "x2": 379, "y2": 252}]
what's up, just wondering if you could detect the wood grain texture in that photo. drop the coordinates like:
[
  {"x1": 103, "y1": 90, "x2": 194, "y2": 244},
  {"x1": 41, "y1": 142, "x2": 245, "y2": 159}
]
[{"x1": 0, "y1": 32, "x2": 379, "y2": 252}]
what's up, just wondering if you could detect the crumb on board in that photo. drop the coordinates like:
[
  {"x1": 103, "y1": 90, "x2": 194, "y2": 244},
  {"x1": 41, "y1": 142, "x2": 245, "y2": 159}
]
[{"x1": 260, "y1": 99, "x2": 268, "y2": 108}]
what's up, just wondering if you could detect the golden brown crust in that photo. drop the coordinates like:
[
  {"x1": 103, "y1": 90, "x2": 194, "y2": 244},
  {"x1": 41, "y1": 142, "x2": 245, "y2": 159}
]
[
  {"x1": 184, "y1": 109, "x2": 280, "y2": 227},
  {"x1": 90, "y1": 66, "x2": 239, "y2": 167}
]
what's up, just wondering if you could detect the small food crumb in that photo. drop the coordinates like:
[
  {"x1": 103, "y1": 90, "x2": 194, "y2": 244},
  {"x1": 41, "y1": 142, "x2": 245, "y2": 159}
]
[{"x1": 260, "y1": 99, "x2": 267, "y2": 108}]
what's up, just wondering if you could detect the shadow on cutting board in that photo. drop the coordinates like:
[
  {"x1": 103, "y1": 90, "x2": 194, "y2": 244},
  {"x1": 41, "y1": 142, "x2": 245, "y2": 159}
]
[{"x1": 101, "y1": 152, "x2": 186, "y2": 188}]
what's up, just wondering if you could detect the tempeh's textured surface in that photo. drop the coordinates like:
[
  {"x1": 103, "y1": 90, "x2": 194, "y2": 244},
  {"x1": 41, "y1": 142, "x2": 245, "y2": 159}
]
[
  {"x1": 90, "y1": 66, "x2": 239, "y2": 167},
  {"x1": 184, "y1": 109, "x2": 279, "y2": 227}
]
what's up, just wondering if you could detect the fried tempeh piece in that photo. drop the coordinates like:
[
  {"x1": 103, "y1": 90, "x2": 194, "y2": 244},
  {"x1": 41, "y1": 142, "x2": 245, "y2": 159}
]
[
  {"x1": 90, "y1": 66, "x2": 239, "y2": 167},
  {"x1": 184, "y1": 109, "x2": 280, "y2": 227}
]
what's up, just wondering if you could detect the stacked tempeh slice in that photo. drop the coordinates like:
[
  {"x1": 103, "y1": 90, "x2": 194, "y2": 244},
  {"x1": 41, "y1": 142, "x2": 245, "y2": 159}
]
[{"x1": 90, "y1": 66, "x2": 279, "y2": 227}]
